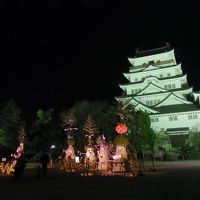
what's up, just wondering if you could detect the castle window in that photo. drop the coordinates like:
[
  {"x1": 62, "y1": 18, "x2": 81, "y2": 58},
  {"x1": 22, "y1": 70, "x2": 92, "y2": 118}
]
[
  {"x1": 156, "y1": 60, "x2": 161, "y2": 65},
  {"x1": 151, "y1": 118, "x2": 159, "y2": 122},
  {"x1": 149, "y1": 61, "x2": 154, "y2": 65},
  {"x1": 188, "y1": 115, "x2": 192, "y2": 119},
  {"x1": 193, "y1": 115, "x2": 198, "y2": 119},
  {"x1": 160, "y1": 74, "x2": 163, "y2": 78},
  {"x1": 135, "y1": 78, "x2": 138, "y2": 82},
  {"x1": 188, "y1": 114, "x2": 198, "y2": 119},
  {"x1": 172, "y1": 84, "x2": 175, "y2": 89},
  {"x1": 154, "y1": 100, "x2": 159, "y2": 105},
  {"x1": 167, "y1": 73, "x2": 171, "y2": 77},
  {"x1": 155, "y1": 118, "x2": 159, "y2": 122},
  {"x1": 169, "y1": 116, "x2": 178, "y2": 121}
]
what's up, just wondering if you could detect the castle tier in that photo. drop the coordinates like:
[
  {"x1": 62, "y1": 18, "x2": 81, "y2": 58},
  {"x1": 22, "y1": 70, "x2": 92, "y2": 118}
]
[{"x1": 116, "y1": 44, "x2": 200, "y2": 135}]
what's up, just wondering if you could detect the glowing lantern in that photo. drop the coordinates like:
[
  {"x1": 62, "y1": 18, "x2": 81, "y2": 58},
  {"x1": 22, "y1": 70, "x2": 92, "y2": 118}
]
[{"x1": 115, "y1": 123, "x2": 128, "y2": 136}]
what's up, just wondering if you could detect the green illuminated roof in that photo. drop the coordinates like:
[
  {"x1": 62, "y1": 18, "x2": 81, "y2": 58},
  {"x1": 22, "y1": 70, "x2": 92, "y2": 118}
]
[{"x1": 152, "y1": 104, "x2": 200, "y2": 114}]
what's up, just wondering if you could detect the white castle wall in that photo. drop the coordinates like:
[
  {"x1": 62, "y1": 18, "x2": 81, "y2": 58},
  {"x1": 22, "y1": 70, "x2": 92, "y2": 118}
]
[{"x1": 150, "y1": 111, "x2": 200, "y2": 133}]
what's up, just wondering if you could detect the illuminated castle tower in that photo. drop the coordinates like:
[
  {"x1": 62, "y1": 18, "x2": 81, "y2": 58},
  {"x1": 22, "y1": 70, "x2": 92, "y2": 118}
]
[{"x1": 116, "y1": 43, "x2": 200, "y2": 135}]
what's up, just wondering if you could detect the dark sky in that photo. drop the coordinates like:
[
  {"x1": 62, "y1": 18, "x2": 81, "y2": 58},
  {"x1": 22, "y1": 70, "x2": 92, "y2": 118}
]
[{"x1": 2, "y1": 1, "x2": 200, "y2": 116}]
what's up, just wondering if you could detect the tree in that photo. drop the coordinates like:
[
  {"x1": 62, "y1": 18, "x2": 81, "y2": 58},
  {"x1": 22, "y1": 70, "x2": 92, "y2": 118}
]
[
  {"x1": 68, "y1": 100, "x2": 118, "y2": 149},
  {"x1": 63, "y1": 112, "x2": 77, "y2": 135},
  {"x1": 35, "y1": 109, "x2": 54, "y2": 124},
  {"x1": 27, "y1": 108, "x2": 63, "y2": 157},
  {"x1": 63, "y1": 112, "x2": 78, "y2": 146},
  {"x1": 91, "y1": 101, "x2": 118, "y2": 142},
  {"x1": 12, "y1": 124, "x2": 26, "y2": 159},
  {"x1": 130, "y1": 110, "x2": 155, "y2": 151},
  {"x1": 0, "y1": 98, "x2": 23, "y2": 149},
  {"x1": 118, "y1": 105, "x2": 137, "y2": 147},
  {"x1": 154, "y1": 133, "x2": 171, "y2": 151},
  {"x1": 188, "y1": 132, "x2": 200, "y2": 151},
  {"x1": 116, "y1": 103, "x2": 156, "y2": 152},
  {"x1": 83, "y1": 113, "x2": 98, "y2": 145},
  {"x1": 0, "y1": 129, "x2": 7, "y2": 146}
]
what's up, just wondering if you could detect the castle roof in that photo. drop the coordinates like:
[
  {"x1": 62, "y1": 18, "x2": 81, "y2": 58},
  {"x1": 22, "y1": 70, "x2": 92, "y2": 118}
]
[
  {"x1": 125, "y1": 63, "x2": 182, "y2": 75},
  {"x1": 116, "y1": 86, "x2": 193, "y2": 99},
  {"x1": 120, "y1": 74, "x2": 187, "y2": 87},
  {"x1": 166, "y1": 127, "x2": 189, "y2": 135},
  {"x1": 135, "y1": 43, "x2": 171, "y2": 58},
  {"x1": 152, "y1": 104, "x2": 200, "y2": 114}
]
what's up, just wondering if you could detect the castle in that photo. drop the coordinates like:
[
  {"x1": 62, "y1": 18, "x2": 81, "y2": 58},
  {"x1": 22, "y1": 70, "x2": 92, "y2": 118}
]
[{"x1": 116, "y1": 44, "x2": 200, "y2": 135}]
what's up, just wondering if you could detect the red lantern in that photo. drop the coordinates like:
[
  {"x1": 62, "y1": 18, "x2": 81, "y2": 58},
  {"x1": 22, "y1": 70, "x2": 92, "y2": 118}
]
[{"x1": 115, "y1": 123, "x2": 128, "y2": 136}]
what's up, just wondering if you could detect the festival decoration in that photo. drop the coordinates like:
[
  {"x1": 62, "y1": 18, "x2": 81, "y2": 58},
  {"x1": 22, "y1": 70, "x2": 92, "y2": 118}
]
[
  {"x1": 0, "y1": 125, "x2": 26, "y2": 175},
  {"x1": 58, "y1": 112, "x2": 138, "y2": 177},
  {"x1": 115, "y1": 123, "x2": 128, "y2": 136},
  {"x1": 62, "y1": 112, "x2": 79, "y2": 171},
  {"x1": 83, "y1": 114, "x2": 98, "y2": 144}
]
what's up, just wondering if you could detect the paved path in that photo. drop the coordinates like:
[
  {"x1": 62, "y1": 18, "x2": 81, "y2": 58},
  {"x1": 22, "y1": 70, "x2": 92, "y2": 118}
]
[{"x1": 1, "y1": 160, "x2": 200, "y2": 200}]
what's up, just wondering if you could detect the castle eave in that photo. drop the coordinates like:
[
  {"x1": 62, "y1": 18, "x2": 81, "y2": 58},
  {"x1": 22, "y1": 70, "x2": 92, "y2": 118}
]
[{"x1": 153, "y1": 104, "x2": 200, "y2": 114}]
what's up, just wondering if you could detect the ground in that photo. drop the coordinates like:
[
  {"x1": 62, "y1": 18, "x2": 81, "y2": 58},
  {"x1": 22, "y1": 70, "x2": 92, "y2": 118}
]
[{"x1": 1, "y1": 160, "x2": 200, "y2": 199}]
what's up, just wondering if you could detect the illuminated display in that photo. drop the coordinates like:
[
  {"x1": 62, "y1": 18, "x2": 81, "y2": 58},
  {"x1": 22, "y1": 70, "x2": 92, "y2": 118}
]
[{"x1": 115, "y1": 123, "x2": 128, "y2": 136}]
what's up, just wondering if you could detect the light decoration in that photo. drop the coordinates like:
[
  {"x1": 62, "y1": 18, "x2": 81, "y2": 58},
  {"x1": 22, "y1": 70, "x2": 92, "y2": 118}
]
[
  {"x1": 96, "y1": 135, "x2": 110, "y2": 171},
  {"x1": 113, "y1": 155, "x2": 121, "y2": 160},
  {"x1": 83, "y1": 114, "x2": 98, "y2": 145},
  {"x1": 12, "y1": 126, "x2": 25, "y2": 159},
  {"x1": 63, "y1": 113, "x2": 78, "y2": 136},
  {"x1": 115, "y1": 123, "x2": 128, "y2": 136},
  {"x1": 62, "y1": 112, "x2": 79, "y2": 172},
  {"x1": 50, "y1": 145, "x2": 56, "y2": 149},
  {"x1": 0, "y1": 125, "x2": 26, "y2": 175},
  {"x1": 75, "y1": 156, "x2": 80, "y2": 163}
]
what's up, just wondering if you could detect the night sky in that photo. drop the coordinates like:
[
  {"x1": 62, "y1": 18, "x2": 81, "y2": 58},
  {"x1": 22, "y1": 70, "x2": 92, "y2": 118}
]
[{"x1": 2, "y1": 1, "x2": 200, "y2": 117}]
